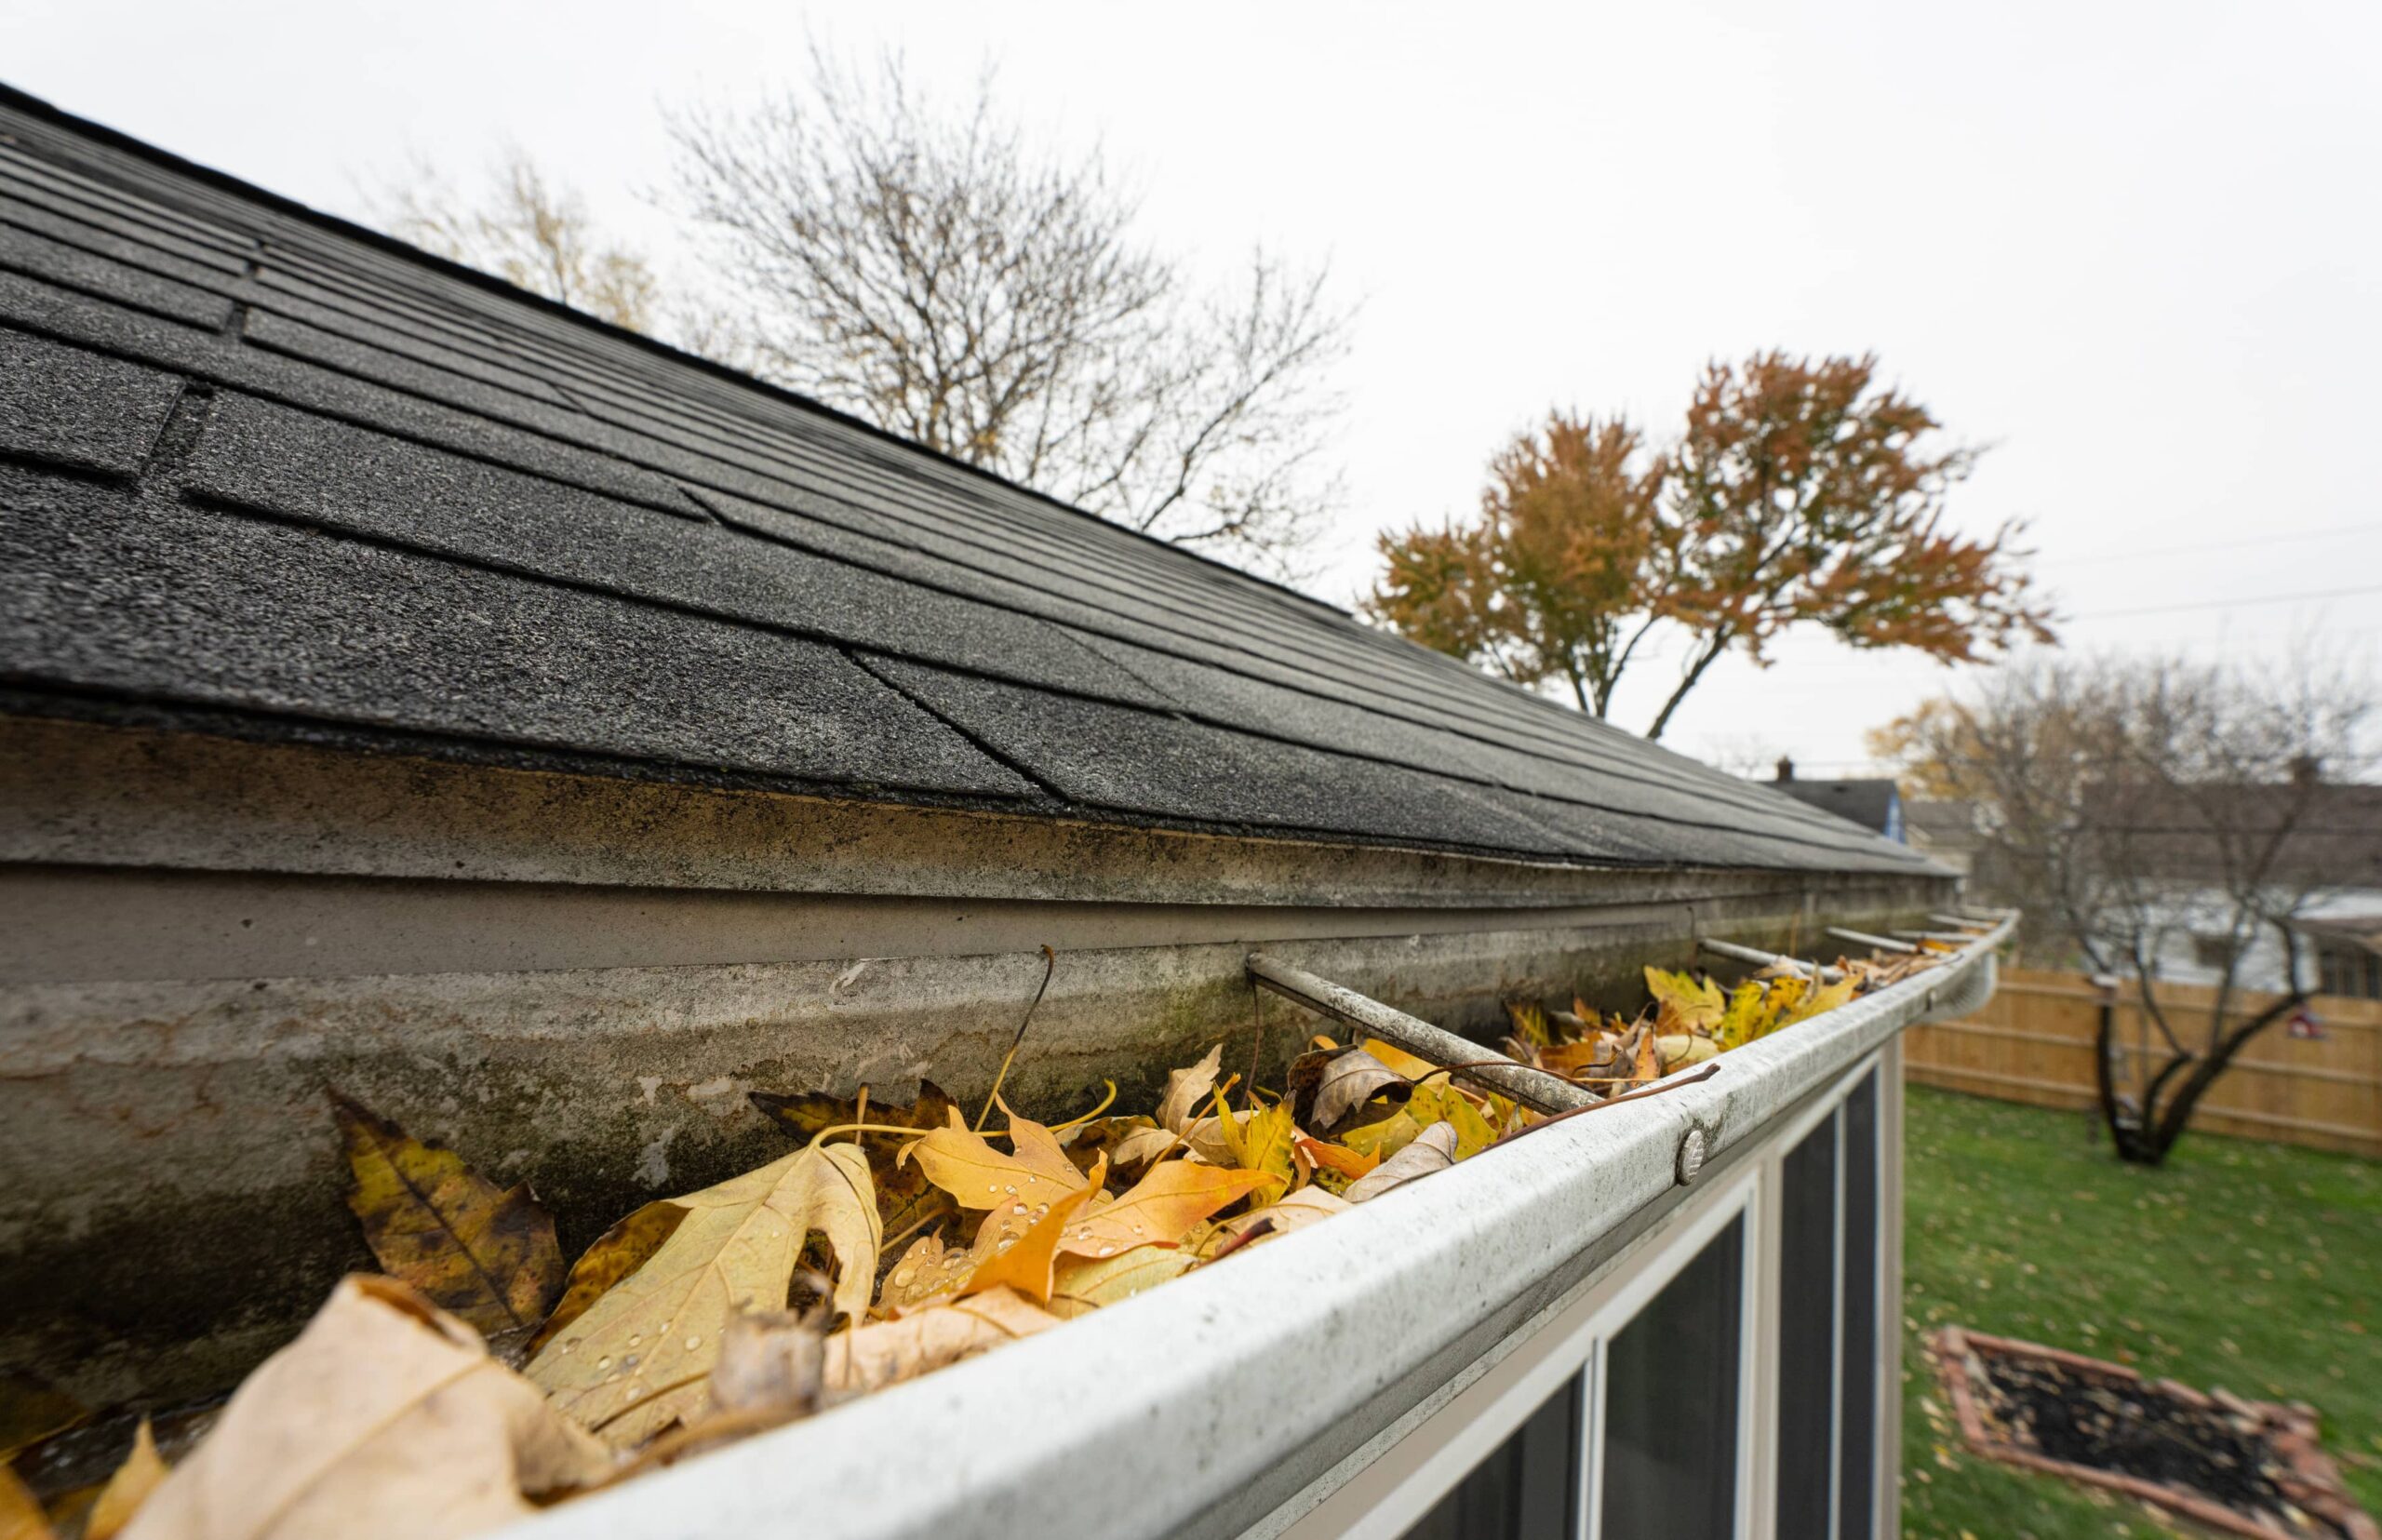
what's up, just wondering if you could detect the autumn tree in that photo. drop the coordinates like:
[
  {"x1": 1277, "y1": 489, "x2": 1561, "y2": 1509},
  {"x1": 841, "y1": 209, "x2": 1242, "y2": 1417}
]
[
  {"x1": 1370, "y1": 352, "x2": 2052, "y2": 738},
  {"x1": 370, "y1": 154, "x2": 660, "y2": 333},
  {"x1": 664, "y1": 51, "x2": 1352, "y2": 574},
  {"x1": 1877, "y1": 652, "x2": 2376, "y2": 1163},
  {"x1": 1363, "y1": 413, "x2": 1669, "y2": 714}
]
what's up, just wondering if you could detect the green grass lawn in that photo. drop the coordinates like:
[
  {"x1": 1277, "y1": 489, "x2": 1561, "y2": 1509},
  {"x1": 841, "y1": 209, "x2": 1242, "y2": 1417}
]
[{"x1": 1900, "y1": 1084, "x2": 2381, "y2": 1539}]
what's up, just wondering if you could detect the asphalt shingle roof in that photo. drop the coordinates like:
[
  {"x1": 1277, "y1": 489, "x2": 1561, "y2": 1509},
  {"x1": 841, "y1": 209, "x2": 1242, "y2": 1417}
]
[{"x1": 0, "y1": 87, "x2": 1938, "y2": 876}]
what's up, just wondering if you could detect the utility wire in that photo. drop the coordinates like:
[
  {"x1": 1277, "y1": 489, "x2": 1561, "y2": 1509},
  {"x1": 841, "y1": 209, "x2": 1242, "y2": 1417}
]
[{"x1": 2062, "y1": 583, "x2": 2382, "y2": 622}]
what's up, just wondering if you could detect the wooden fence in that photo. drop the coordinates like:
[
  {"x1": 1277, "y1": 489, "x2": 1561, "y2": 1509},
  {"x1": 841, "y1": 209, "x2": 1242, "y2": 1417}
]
[{"x1": 1904, "y1": 968, "x2": 2382, "y2": 1158}]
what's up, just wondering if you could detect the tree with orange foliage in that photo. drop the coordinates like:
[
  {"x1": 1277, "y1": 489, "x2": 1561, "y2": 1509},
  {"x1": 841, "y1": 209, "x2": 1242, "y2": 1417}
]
[{"x1": 1368, "y1": 352, "x2": 2054, "y2": 739}]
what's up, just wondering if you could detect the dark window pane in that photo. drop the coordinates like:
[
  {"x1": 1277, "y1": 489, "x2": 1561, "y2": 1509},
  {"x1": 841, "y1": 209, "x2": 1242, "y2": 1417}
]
[
  {"x1": 1775, "y1": 1110, "x2": 1840, "y2": 1540},
  {"x1": 1838, "y1": 1073, "x2": 1880, "y2": 1540},
  {"x1": 1398, "y1": 1373, "x2": 1581, "y2": 1540},
  {"x1": 1599, "y1": 1216, "x2": 1745, "y2": 1540}
]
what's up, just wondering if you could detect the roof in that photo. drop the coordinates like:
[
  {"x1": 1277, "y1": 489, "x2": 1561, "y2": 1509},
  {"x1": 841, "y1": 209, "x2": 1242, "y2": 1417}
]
[
  {"x1": 1771, "y1": 777, "x2": 1904, "y2": 839},
  {"x1": 2081, "y1": 780, "x2": 2382, "y2": 893},
  {"x1": 0, "y1": 86, "x2": 1934, "y2": 877}
]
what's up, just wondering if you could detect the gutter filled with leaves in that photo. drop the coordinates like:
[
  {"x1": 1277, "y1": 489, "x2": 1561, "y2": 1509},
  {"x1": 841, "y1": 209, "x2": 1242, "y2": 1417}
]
[{"x1": 3, "y1": 923, "x2": 2001, "y2": 1539}]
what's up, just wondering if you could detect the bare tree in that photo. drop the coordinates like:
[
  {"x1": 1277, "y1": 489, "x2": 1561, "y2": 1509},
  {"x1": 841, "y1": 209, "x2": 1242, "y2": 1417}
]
[
  {"x1": 1880, "y1": 651, "x2": 2375, "y2": 1162},
  {"x1": 664, "y1": 52, "x2": 1352, "y2": 575},
  {"x1": 370, "y1": 154, "x2": 660, "y2": 333}
]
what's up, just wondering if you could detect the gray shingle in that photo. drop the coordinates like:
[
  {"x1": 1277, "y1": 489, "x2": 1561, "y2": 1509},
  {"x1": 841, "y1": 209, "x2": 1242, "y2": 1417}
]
[{"x1": 0, "y1": 329, "x2": 181, "y2": 475}]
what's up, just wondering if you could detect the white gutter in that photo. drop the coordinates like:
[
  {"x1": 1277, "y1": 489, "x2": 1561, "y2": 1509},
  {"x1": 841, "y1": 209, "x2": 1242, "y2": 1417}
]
[{"x1": 506, "y1": 918, "x2": 2010, "y2": 1540}]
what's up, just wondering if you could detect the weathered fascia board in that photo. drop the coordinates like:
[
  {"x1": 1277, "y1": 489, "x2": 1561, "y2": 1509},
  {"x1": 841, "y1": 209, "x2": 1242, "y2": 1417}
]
[
  {"x1": 0, "y1": 713, "x2": 1940, "y2": 911},
  {"x1": 500, "y1": 922, "x2": 2009, "y2": 1540}
]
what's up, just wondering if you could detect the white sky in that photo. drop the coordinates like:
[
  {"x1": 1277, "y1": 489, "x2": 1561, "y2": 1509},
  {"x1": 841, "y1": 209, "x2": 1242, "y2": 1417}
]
[{"x1": 11, "y1": 0, "x2": 2378, "y2": 777}]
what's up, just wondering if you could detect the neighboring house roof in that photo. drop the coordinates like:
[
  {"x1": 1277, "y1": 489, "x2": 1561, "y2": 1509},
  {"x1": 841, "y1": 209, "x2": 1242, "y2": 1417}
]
[
  {"x1": 0, "y1": 87, "x2": 1932, "y2": 876},
  {"x1": 1771, "y1": 776, "x2": 1905, "y2": 841},
  {"x1": 1905, "y1": 797, "x2": 1983, "y2": 848},
  {"x1": 2081, "y1": 780, "x2": 2382, "y2": 893}
]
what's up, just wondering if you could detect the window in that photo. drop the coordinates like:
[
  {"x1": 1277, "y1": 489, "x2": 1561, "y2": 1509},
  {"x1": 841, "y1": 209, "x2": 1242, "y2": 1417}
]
[
  {"x1": 1838, "y1": 1073, "x2": 1881, "y2": 1540},
  {"x1": 1596, "y1": 1216, "x2": 1746, "y2": 1540},
  {"x1": 1396, "y1": 1378, "x2": 1581, "y2": 1540},
  {"x1": 2191, "y1": 932, "x2": 2243, "y2": 971},
  {"x1": 1773, "y1": 1068, "x2": 1883, "y2": 1540}
]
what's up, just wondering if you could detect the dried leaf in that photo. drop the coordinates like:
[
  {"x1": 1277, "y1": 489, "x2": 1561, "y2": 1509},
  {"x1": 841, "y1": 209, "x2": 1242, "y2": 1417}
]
[
  {"x1": 825, "y1": 1287, "x2": 1059, "y2": 1397},
  {"x1": 903, "y1": 1108, "x2": 1086, "y2": 1253},
  {"x1": 330, "y1": 1094, "x2": 563, "y2": 1339},
  {"x1": 526, "y1": 1143, "x2": 877, "y2": 1446},
  {"x1": 1631, "y1": 1031, "x2": 1662, "y2": 1083},
  {"x1": 1305, "y1": 1050, "x2": 1412, "y2": 1134},
  {"x1": 122, "y1": 1277, "x2": 607, "y2": 1540},
  {"x1": 1049, "y1": 1246, "x2": 1196, "y2": 1317},
  {"x1": 1294, "y1": 1136, "x2": 1381, "y2": 1183},
  {"x1": 1109, "y1": 1125, "x2": 1182, "y2": 1168},
  {"x1": 1058, "y1": 1161, "x2": 1270, "y2": 1258},
  {"x1": 1643, "y1": 968, "x2": 1726, "y2": 1033},
  {"x1": 1345, "y1": 1121, "x2": 1459, "y2": 1202},
  {"x1": 1153, "y1": 1044, "x2": 1224, "y2": 1134},
  {"x1": 1504, "y1": 999, "x2": 1553, "y2": 1049},
  {"x1": 1, "y1": 1466, "x2": 51, "y2": 1540},
  {"x1": 526, "y1": 1202, "x2": 687, "y2": 1358},
  {"x1": 1780, "y1": 976, "x2": 1857, "y2": 1027},
  {"x1": 750, "y1": 1082, "x2": 959, "y2": 1245},
  {"x1": 1717, "y1": 981, "x2": 1770, "y2": 1048},
  {"x1": 957, "y1": 1157, "x2": 1105, "y2": 1306},
  {"x1": 86, "y1": 1418, "x2": 167, "y2": 1540},
  {"x1": 1215, "y1": 1100, "x2": 1298, "y2": 1199},
  {"x1": 1358, "y1": 1038, "x2": 1439, "y2": 1080},
  {"x1": 878, "y1": 1233, "x2": 972, "y2": 1313},
  {"x1": 705, "y1": 1309, "x2": 824, "y2": 1425},
  {"x1": 1655, "y1": 1034, "x2": 1720, "y2": 1069},
  {"x1": 1207, "y1": 1187, "x2": 1350, "y2": 1252}
]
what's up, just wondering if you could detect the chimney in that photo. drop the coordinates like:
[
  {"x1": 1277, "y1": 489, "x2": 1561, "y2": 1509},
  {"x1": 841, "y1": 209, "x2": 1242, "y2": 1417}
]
[
  {"x1": 1774, "y1": 756, "x2": 1795, "y2": 783},
  {"x1": 2289, "y1": 754, "x2": 2322, "y2": 788}
]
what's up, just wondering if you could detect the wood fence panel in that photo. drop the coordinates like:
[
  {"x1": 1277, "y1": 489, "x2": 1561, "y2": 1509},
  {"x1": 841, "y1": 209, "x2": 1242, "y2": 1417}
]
[{"x1": 1904, "y1": 968, "x2": 2382, "y2": 1158}]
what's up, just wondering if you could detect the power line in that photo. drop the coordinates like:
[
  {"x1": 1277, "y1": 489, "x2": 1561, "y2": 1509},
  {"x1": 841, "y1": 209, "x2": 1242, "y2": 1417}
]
[{"x1": 2053, "y1": 520, "x2": 2382, "y2": 568}]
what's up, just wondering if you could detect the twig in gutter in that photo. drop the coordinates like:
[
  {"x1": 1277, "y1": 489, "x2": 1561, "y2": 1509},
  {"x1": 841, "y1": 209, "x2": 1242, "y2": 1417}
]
[
  {"x1": 976, "y1": 944, "x2": 1057, "y2": 1132},
  {"x1": 1488, "y1": 1063, "x2": 1721, "y2": 1150},
  {"x1": 1202, "y1": 1218, "x2": 1275, "y2": 1265}
]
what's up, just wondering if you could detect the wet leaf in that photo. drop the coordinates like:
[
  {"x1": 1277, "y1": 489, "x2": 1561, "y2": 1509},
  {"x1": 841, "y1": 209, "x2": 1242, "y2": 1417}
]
[
  {"x1": 123, "y1": 1277, "x2": 607, "y2": 1540},
  {"x1": 1050, "y1": 1246, "x2": 1196, "y2": 1318},
  {"x1": 903, "y1": 1107, "x2": 1087, "y2": 1253},
  {"x1": 526, "y1": 1143, "x2": 878, "y2": 1447},
  {"x1": 330, "y1": 1094, "x2": 564, "y2": 1339},
  {"x1": 1207, "y1": 1187, "x2": 1350, "y2": 1253},
  {"x1": 1345, "y1": 1122, "x2": 1459, "y2": 1202},
  {"x1": 1058, "y1": 1161, "x2": 1271, "y2": 1259},
  {"x1": 750, "y1": 1082, "x2": 959, "y2": 1247},
  {"x1": 878, "y1": 1233, "x2": 972, "y2": 1313},
  {"x1": 957, "y1": 1157, "x2": 1106, "y2": 1306},
  {"x1": 526, "y1": 1202, "x2": 687, "y2": 1358},
  {"x1": 86, "y1": 1419, "x2": 167, "y2": 1540},
  {"x1": 825, "y1": 1287, "x2": 1059, "y2": 1397}
]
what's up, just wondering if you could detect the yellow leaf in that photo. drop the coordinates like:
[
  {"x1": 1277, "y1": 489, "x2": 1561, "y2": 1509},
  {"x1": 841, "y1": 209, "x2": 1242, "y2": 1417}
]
[
  {"x1": 997, "y1": 1103, "x2": 1082, "y2": 1185},
  {"x1": 1217, "y1": 1100, "x2": 1297, "y2": 1199},
  {"x1": 1504, "y1": 1000, "x2": 1552, "y2": 1049},
  {"x1": 330, "y1": 1093, "x2": 563, "y2": 1339},
  {"x1": 525, "y1": 1201, "x2": 686, "y2": 1358},
  {"x1": 1780, "y1": 976, "x2": 1857, "y2": 1028},
  {"x1": 1050, "y1": 1245, "x2": 1197, "y2": 1317},
  {"x1": 87, "y1": 1419, "x2": 167, "y2": 1540},
  {"x1": 825, "y1": 1287, "x2": 1059, "y2": 1397},
  {"x1": 1717, "y1": 981, "x2": 1771, "y2": 1048},
  {"x1": 1643, "y1": 967, "x2": 1726, "y2": 1033},
  {"x1": 903, "y1": 1107, "x2": 1088, "y2": 1254},
  {"x1": 1358, "y1": 1038, "x2": 1438, "y2": 1081},
  {"x1": 750, "y1": 1082, "x2": 958, "y2": 1251},
  {"x1": 958, "y1": 1157, "x2": 1105, "y2": 1306},
  {"x1": 1294, "y1": 1136, "x2": 1380, "y2": 1182},
  {"x1": 0, "y1": 1466, "x2": 52, "y2": 1540},
  {"x1": 526, "y1": 1143, "x2": 877, "y2": 1447},
  {"x1": 1058, "y1": 1161, "x2": 1269, "y2": 1258},
  {"x1": 122, "y1": 1277, "x2": 606, "y2": 1540},
  {"x1": 1408, "y1": 1083, "x2": 1496, "y2": 1158},
  {"x1": 877, "y1": 1233, "x2": 973, "y2": 1314}
]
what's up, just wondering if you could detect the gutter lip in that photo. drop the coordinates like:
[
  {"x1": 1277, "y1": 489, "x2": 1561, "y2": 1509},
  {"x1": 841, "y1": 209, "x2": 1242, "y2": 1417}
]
[{"x1": 502, "y1": 918, "x2": 2013, "y2": 1540}]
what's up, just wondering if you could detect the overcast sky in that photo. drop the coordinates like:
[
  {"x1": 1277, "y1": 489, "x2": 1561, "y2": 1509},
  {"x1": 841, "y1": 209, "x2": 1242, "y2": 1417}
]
[{"x1": 12, "y1": 0, "x2": 2377, "y2": 777}]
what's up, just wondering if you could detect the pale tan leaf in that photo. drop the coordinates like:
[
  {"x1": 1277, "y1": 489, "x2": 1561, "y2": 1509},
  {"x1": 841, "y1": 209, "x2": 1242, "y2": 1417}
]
[
  {"x1": 1207, "y1": 1186, "x2": 1350, "y2": 1252},
  {"x1": 525, "y1": 1142, "x2": 877, "y2": 1447},
  {"x1": 1110, "y1": 1125, "x2": 1183, "y2": 1168},
  {"x1": 1310, "y1": 1050, "x2": 1411, "y2": 1132},
  {"x1": 705, "y1": 1309, "x2": 824, "y2": 1424},
  {"x1": 1344, "y1": 1121, "x2": 1458, "y2": 1201},
  {"x1": 877, "y1": 1233, "x2": 971, "y2": 1313},
  {"x1": 825, "y1": 1287, "x2": 1059, "y2": 1397},
  {"x1": 121, "y1": 1277, "x2": 608, "y2": 1540},
  {"x1": 1154, "y1": 1044, "x2": 1224, "y2": 1135},
  {"x1": 1049, "y1": 1245, "x2": 1196, "y2": 1317}
]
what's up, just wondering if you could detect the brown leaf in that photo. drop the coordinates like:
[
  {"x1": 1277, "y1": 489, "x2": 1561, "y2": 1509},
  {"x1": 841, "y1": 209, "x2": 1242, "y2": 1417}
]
[
  {"x1": 825, "y1": 1287, "x2": 1059, "y2": 1397},
  {"x1": 1344, "y1": 1121, "x2": 1458, "y2": 1202},
  {"x1": 329, "y1": 1094, "x2": 564, "y2": 1339},
  {"x1": 120, "y1": 1277, "x2": 608, "y2": 1540},
  {"x1": 1153, "y1": 1044, "x2": 1224, "y2": 1135},
  {"x1": 525, "y1": 1143, "x2": 877, "y2": 1447},
  {"x1": 1057, "y1": 1161, "x2": 1271, "y2": 1258},
  {"x1": 1305, "y1": 1050, "x2": 1412, "y2": 1134},
  {"x1": 86, "y1": 1420, "x2": 167, "y2": 1540}
]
